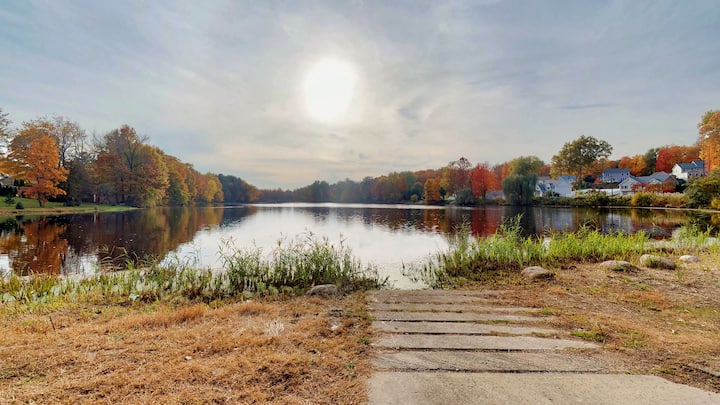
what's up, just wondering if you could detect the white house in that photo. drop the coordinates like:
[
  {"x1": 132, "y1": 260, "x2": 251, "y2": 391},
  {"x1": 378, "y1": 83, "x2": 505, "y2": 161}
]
[
  {"x1": 600, "y1": 168, "x2": 631, "y2": 183},
  {"x1": 535, "y1": 176, "x2": 574, "y2": 197},
  {"x1": 672, "y1": 160, "x2": 705, "y2": 181}
]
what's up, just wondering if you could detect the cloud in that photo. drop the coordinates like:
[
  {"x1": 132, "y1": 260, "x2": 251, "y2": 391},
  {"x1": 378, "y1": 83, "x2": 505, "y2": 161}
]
[
  {"x1": 1, "y1": 1, "x2": 719, "y2": 188},
  {"x1": 559, "y1": 103, "x2": 617, "y2": 110}
]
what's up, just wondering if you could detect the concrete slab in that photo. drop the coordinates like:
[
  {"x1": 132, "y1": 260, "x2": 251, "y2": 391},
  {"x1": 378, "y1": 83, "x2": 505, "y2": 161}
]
[
  {"x1": 372, "y1": 321, "x2": 558, "y2": 336},
  {"x1": 373, "y1": 351, "x2": 605, "y2": 372},
  {"x1": 375, "y1": 334, "x2": 597, "y2": 350},
  {"x1": 367, "y1": 372, "x2": 720, "y2": 405},
  {"x1": 368, "y1": 303, "x2": 538, "y2": 313},
  {"x1": 368, "y1": 290, "x2": 504, "y2": 298},
  {"x1": 367, "y1": 294, "x2": 498, "y2": 304},
  {"x1": 371, "y1": 311, "x2": 549, "y2": 323}
]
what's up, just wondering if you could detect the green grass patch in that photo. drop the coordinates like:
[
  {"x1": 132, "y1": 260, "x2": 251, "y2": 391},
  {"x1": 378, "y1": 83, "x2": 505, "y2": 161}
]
[
  {"x1": 571, "y1": 329, "x2": 607, "y2": 343},
  {"x1": 0, "y1": 197, "x2": 134, "y2": 214},
  {"x1": 409, "y1": 215, "x2": 720, "y2": 288},
  {"x1": 409, "y1": 216, "x2": 650, "y2": 287}
]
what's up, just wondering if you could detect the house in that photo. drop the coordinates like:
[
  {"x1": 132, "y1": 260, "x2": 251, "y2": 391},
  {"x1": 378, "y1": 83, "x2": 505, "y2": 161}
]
[
  {"x1": 535, "y1": 176, "x2": 574, "y2": 197},
  {"x1": 672, "y1": 160, "x2": 705, "y2": 181},
  {"x1": 600, "y1": 168, "x2": 631, "y2": 183},
  {"x1": 618, "y1": 172, "x2": 678, "y2": 194}
]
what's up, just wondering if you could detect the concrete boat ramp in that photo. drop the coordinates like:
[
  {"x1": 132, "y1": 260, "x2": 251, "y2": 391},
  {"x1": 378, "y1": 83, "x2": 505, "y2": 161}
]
[{"x1": 366, "y1": 289, "x2": 720, "y2": 405}]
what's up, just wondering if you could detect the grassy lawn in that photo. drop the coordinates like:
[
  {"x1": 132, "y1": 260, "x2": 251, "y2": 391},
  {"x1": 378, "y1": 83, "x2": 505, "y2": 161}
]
[{"x1": 0, "y1": 197, "x2": 135, "y2": 215}]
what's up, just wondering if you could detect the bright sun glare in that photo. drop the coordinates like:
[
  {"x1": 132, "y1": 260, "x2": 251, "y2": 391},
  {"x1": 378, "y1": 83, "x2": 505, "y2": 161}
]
[{"x1": 303, "y1": 58, "x2": 357, "y2": 123}]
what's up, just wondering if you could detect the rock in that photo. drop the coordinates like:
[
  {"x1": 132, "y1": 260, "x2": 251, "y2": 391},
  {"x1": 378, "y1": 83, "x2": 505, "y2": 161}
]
[
  {"x1": 521, "y1": 266, "x2": 554, "y2": 281},
  {"x1": 306, "y1": 284, "x2": 339, "y2": 298},
  {"x1": 679, "y1": 255, "x2": 699, "y2": 263},
  {"x1": 599, "y1": 260, "x2": 636, "y2": 272},
  {"x1": 641, "y1": 226, "x2": 671, "y2": 239},
  {"x1": 639, "y1": 254, "x2": 676, "y2": 270}
]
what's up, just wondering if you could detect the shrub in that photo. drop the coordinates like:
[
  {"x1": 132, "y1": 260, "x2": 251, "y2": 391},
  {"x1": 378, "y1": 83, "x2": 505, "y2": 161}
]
[
  {"x1": 454, "y1": 188, "x2": 476, "y2": 206},
  {"x1": 631, "y1": 192, "x2": 654, "y2": 207},
  {"x1": 685, "y1": 170, "x2": 720, "y2": 208},
  {"x1": 14, "y1": 202, "x2": 24, "y2": 210}
]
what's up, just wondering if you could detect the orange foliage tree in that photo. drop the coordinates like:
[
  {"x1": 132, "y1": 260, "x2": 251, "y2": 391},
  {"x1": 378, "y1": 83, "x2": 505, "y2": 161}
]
[
  {"x1": 470, "y1": 163, "x2": 498, "y2": 200},
  {"x1": 655, "y1": 145, "x2": 701, "y2": 173},
  {"x1": 618, "y1": 154, "x2": 648, "y2": 176},
  {"x1": 16, "y1": 136, "x2": 69, "y2": 206},
  {"x1": 698, "y1": 110, "x2": 720, "y2": 173}
]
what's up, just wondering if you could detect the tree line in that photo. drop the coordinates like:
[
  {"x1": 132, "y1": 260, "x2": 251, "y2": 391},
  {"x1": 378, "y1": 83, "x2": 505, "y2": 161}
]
[
  {"x1": 2, "y1": 107, "x2": 718, "y2": 208},
  {"x1": 0, "y1": 110, "x2": 227, "y2": 207},
  {"x1": 257, "y1": 109, "x2": 720, "y2": 206}
]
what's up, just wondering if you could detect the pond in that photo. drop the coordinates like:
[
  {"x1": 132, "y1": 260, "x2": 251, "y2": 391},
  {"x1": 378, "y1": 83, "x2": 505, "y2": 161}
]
[{"x1": 0, "y1": 204, "x2": 717, "y2": 288}]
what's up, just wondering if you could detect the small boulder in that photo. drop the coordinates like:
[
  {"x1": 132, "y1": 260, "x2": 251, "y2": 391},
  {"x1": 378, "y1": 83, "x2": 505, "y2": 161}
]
[
  {"x1": 679, "y1": 255, "x2": 699, "y2": 263},
  {"x1": 521, "y1": 266, "x2": 554, "y2": 281},
  {"x1": 599, "y1": 260, "x2": 636, "y2": 272},
  {"x1": 641, "y1": 226, "x2": 671, "y2": 239},
  {"x1": 640, "y1": 254, "x2": 676, "y2": 270},
  {"x1": 306, "y1": 284, "x2": 339, "y2": 298}
]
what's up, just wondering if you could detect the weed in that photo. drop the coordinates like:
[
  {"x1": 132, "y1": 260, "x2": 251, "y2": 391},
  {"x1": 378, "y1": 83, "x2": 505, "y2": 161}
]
[
  {"x1": 571, "y1": 329, "x2": 607, "y2": 343},
  {"x1": 356, "y1": 336, "x2": 370, "y2": 345}
]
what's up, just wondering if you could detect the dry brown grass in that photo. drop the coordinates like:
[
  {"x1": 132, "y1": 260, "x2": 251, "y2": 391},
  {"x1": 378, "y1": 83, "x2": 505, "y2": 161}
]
[
  {"x1": 0, "y1": 294, "x2": 374, "y2": 404},
  {"x1": 482, "y1": 251, "x2": 720, "y2": 393}
]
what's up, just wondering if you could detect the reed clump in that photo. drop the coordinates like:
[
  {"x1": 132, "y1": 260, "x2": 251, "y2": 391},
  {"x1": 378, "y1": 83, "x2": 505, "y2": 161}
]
[{"x1": 412, "y1": 217, "x2": 717, "y2": 287}]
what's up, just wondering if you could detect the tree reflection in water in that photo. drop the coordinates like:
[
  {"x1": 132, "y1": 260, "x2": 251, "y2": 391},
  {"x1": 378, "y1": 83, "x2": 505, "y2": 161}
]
[{"x1": 0, "y1": 204, "x2": 716, "y2": 277}]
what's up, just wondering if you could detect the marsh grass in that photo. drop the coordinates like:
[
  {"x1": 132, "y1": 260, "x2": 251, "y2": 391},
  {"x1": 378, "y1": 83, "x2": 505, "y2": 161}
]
[
  {"x1": 411, "y1": 216, "x2": 718, "y2": 287},
  {"x1": 1, "y1": 233, "x2": 387, "y2": 308}
]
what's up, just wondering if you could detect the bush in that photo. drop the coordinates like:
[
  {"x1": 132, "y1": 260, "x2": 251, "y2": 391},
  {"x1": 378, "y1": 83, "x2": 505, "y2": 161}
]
[
  {"x1": 631, "y1": 192, "x2": 654, "y2": 207},
  {"x1": 454, "y1": 188, "x2": 476, "y2": 206},
  {"x1": 15, "y1": 202, "x2": 24, "y2": 210},
  {"x1": 685, "y1": 170, "x2": 720, "y2": 208}
]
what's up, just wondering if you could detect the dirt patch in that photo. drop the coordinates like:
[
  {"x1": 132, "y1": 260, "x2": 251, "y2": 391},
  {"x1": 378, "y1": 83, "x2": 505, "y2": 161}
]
[
  {"x1": 0, "y1": 294, "x2": 374, "y2": 404},
  {"x1": 478, "y1": 252, "x2": 720, "y2": 393}
]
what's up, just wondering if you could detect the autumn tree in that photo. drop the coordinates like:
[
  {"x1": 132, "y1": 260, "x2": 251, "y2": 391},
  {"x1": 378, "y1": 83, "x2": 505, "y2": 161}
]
[
  {"x1": 93, "y1": 125, "x2": 168, "y2": 207},
  {"x1": 470, "y1": 163, "x2": 497, "y2": 200},
  {"x1": 423, "y1": 177, "x2": 442, "y2": 204},
  {"x1": 698, "y1": 110, "x2": 720, "y2": 172},
  {"x1": 618, "y1": 154, "x2": 648, "y2": 176},
  {"x1": 15, "y1": 136, "x2": 69, "y2": 206},
  {"x1": 551, "y1": 135, "x2": 613, "y2": 181},
  {"x1": 655, "y1": 145, "x2": 701, "y2": 172},
  {"x1": 445, "y1": 157, "x2": 472, "y2": 196}
]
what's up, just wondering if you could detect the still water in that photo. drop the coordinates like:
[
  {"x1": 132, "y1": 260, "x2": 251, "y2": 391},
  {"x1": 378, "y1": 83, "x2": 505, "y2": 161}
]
[{"x1": 0, "y1": 204, "x2": 715, "y2": 288}]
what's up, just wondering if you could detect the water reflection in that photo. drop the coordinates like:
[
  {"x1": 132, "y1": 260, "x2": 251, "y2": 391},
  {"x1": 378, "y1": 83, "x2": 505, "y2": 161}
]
[{"x1": 0, "y1": 204, "x2": 717, "y2": 279}]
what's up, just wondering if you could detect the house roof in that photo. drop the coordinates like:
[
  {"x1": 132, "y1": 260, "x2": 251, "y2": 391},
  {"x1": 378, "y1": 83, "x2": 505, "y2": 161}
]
[
  {"x1": 602, "y1": 168, "x2": 630, "y2": 174},
  {"x1": 675, "y1": 160, "x2": 704, "y2": 170},
  {"x1": 620, "y1": 172, "x2": 676, "y2": 186}
]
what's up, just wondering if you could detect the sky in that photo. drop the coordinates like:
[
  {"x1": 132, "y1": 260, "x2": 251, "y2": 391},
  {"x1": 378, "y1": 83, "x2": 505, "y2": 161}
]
[{"x1": 1, "y1": 0, "x2": 719, "y2": 189}]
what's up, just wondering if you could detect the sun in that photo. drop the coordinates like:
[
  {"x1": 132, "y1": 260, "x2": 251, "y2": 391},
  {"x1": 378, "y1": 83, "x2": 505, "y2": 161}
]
[{"x1": 303, "y1": 58, "x2": 357, "y2": 123}]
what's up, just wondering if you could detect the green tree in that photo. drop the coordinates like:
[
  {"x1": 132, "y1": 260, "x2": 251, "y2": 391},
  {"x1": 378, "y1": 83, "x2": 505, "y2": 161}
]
[
  {"x1": 502, "y1": 174, "x2": 536, "y2": 206},
  {"x1": 685, "y1": 170, "x2": 720, "y2": 208},
  {"x1": 508, "y1": 156, "x2": 544, "y2": 176},
  {"x1": 551, "y1": 135, "x2": 613, "y2": 181}
]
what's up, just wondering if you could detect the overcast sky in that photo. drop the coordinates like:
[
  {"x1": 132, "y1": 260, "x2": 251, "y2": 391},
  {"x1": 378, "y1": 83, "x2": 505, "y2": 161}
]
[{"x1": 1, "y1": 0, "x2": 718, "y2": 188}]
